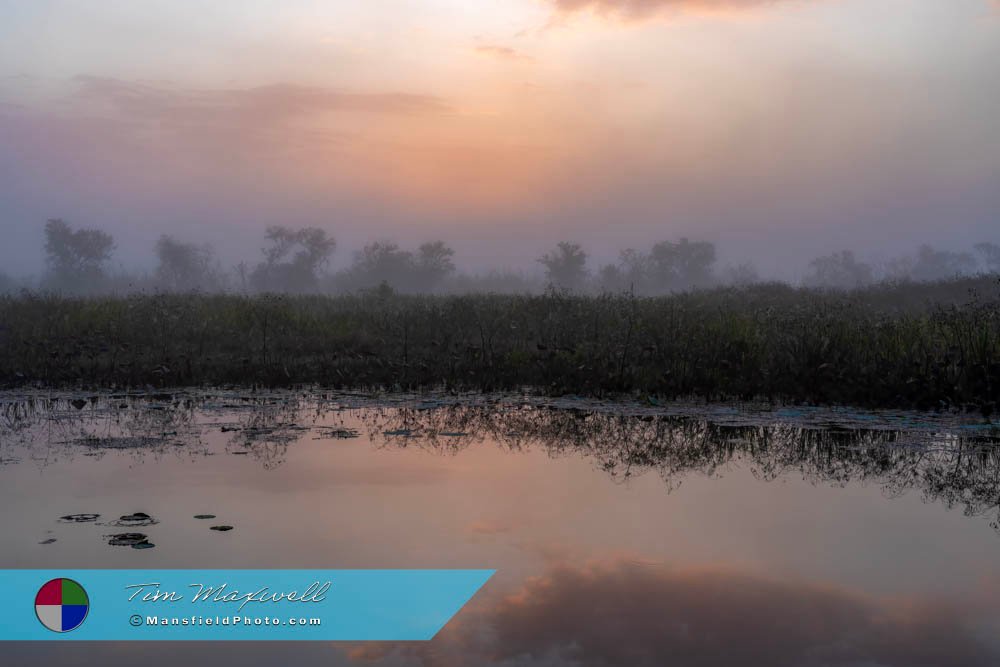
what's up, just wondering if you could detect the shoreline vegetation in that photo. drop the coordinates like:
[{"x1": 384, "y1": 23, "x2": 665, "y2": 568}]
[{"x1": 1, "y1": 276, "x2": 998, "y2": 414}]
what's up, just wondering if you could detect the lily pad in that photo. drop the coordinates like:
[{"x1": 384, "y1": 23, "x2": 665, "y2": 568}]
[
  {"x1": 193, "y1": 514, "x2": 216, "y2": 520},
  {"x1": 209, "y1": 525, "x2": 234, "y2": 532},
  {"x1": 107, "y1": 532, "x2": 151, "y2": 547},
  {"x1": 59, "y1": 513, "x2": 100, "y2": 523},
  {"x1": 107, "y1": 512, "x2": 159, "y2": 527}
]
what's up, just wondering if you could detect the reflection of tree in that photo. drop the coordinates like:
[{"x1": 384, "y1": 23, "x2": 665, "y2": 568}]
[
  {"x1": 221, "y1": 395, "x2": 311, "y2": 469},
  {"x1": 362, "y1": 405, "x2": 1000, "y2": 530},
  {"x1": 0, "y1": 393, "x2": 201, "y2": 467},
  {"x1": 4, "y1": 393, "x2": 1000, "y2": 531}
]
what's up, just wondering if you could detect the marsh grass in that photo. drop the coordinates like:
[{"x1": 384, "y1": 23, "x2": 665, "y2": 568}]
[{"x1": 1, "y1": 276, "x2": 998, "y2": 412}]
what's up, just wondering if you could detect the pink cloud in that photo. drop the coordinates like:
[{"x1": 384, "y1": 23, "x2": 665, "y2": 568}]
[{"x1": 551, "y1": 0, "x2": 782, "y2": 21}]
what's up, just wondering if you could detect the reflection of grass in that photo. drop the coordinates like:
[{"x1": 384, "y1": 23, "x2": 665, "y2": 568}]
[{"x1": 0, "y1": 278, "x2": 998, "y2": 411}]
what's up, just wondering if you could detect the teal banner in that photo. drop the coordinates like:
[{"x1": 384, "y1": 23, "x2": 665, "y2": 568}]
[{"x1": 2, "y1": 569, "x2": 494, "y2": 641}]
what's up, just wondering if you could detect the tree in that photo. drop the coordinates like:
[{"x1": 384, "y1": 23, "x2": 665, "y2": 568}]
[
  {"x1": 251, "y1": 226, "x2": 335, "y2": 292},
  {"x1": 722, "y1": 262, "x2": 760, "y2": 286},
  {"x1": 804, "y1": 250, "x2": 873, "y2": 289},
  {"x1": 538, "y1": 242, "x2": 588, "y2": 290},
  {"x1": 889, "y1": 245, "x2": 976, "y2": 282},
  {"x1": 414, "y1": 241, "x2": 456, "y2": 290},
  {"x1": 154, "y1": 235, "x2": 217, "y2": 291},
  {"x1": 647, "y1": 238, "x2": 716, "y2": 291},
  {"x1": 597, "y1": 263, "x2": 626, "y2": 293},
  {"x1": 43, "y1": 218, "x2": 115, "y2": 291},
  {"x1": 349, "y1": 241, "x2": 414, "y2": 288},
  {"x1": 975, "y1": 242, "x2": 1000, "y2": 273}
]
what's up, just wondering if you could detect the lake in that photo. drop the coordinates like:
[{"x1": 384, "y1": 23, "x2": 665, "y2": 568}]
[{"x1": 2, "y1": 390, "x2": 999, "y2": 666}]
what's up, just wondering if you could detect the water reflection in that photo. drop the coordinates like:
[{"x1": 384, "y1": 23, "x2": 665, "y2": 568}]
[
  {"x1": 2, "y1": 390, "x2": 1000, "y2": 666},
  {"x1": 5, "y1": 558, "x2": 1000, "y2": 666},
  {"x1": 4, "y1": 391, "x2": 997, "y2": 533},
  {"x1": 354, "y1": 557, "x2": 1000, "y2": 667}
]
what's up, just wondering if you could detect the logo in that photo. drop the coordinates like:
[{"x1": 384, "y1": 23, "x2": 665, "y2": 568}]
[{"x1": 35, "y1": 578, "x2": 89, "y2": 633}]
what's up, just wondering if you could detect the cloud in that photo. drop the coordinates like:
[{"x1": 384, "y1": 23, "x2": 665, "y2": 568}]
[
  {"x1": 474, "y1": 45, "x2": 535, "y2": 63},
  {"x1": 72, "y1": 76, "x2": 451, "y2": 125},
  {"x1": 354, "y1": 557, "x2": 1000, "y2": 666},
  {"x1": 551, "y1": 0, "x2": 781, "y2": 21}
]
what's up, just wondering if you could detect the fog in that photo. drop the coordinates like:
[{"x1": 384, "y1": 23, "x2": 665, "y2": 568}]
[
  {"x1": 0, "y1": 218, "x2": 997, "y2": 296},
  {"x1": 1, "y1": 0, "x2": 998, "y2": 291}
]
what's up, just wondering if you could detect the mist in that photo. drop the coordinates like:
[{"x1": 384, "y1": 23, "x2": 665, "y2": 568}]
[
  {"x1": 2, "y1": 1, "x2": 999, "y2": 284},
  {"x1": 1, "y1": 217, "x2": 997, "y2": 297}
]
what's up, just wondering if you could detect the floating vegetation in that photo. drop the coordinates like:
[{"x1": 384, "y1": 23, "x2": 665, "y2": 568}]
[
  {"x1": 106, "y1": 512, "x2": 159, "y2": 527},
  {"x1": 107, "y1": 532, "x2": 154, "y2": 548},
  {"x1": 315, "y1": 427, "x2": 360, "y2": 439},
  {"x1": 193, "y1": 514, "x2": 216, "y2": 520},
  {"x1": 209, "y1": 525, "x2": 233, "y2": 532},
  {"x1": 59, "y1": 513, "x2": 100, "y2": 523},
  {"x1": 73, "y1": 436, "x2": 171, "y2": 450},
  {"x1": 39, "y1": 538, "x2": 57, "y2": 545}
]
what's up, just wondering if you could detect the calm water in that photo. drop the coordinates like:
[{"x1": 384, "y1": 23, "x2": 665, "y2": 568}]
[{"x1": 2, "y1": 390, "x2": 1000, "y2": 666}]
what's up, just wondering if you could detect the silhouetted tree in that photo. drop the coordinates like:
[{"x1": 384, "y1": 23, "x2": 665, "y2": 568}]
[
  {"x1": 250, "y1": 226, "x2": 335, "y2": 292},
  {"x1": 154, "y1": 235, "x2": 218, "y2": 291},
  {"x1": 804, "y1": 250, "x2": 873, "y2": 289},
  {"x1": 647, "y1": 238, "x2": 716, "y2": 291},
  {"x1": 42, "y1": 218, "x2": 115, "y2": 292},
  {"x1": 333, "y1": 240, "x2": 458, "y2": 293},
  {"x1": 414, "y1": 241, "x2": 456, "y2": 290},
  {"x1": 348, "y1": 241, "x2": 414, "y2": 288},
  {"x1": 538, "y1": 242, "x2": 588, "y2": 290}
]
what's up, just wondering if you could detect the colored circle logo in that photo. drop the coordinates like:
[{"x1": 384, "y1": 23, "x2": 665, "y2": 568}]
[{"x1": 35, "y1": 578, "x2": 89, "y2": 633}]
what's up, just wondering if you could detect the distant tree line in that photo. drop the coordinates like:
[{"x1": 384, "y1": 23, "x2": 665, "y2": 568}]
[
  {"x1": 0, "y1": 217, "x2": 996, "y2": 296},
  {"x1": 803, "y1": 244, "x2": 1000, "y2": 290}
]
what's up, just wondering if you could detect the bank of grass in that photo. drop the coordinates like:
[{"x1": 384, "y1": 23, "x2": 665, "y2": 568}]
[{"x1": 1, "y1": 276, "x2": 998, "y2": 412}]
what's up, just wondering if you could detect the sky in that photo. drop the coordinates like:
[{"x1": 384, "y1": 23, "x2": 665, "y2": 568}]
[{"x1": 0, "y1": 0, "x2": 998, "y2": 278}]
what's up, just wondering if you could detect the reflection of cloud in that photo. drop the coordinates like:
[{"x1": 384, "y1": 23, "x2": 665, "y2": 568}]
[
  {"x1": 474, "y1": 45, "x2": 535, "y2": 63},
  {"x1": 551, "y1": 0, "x2": 782, "y2": 21},
  {"x1": 4, "y1": 558, "x2": 1000, "y2": 665},
  {"x1": 464, "y1": 518, "x2": 516, "y2": 536},
  {"x1": 356, "y1": 558, "x2": 1000, "y2": 666}
]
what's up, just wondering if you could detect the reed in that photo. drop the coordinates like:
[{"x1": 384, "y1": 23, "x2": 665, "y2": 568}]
[{"x1": 1, "y1": 277, "x2": 998, "y2": 412}]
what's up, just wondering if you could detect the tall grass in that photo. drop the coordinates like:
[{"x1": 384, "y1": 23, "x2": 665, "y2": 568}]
[{"x1": 0, "y1": 276, "x2": 998, "y2": 411}]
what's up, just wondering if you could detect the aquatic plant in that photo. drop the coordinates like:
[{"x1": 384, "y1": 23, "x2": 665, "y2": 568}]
[{"x1": 0, "y1": 277, "x2": 997, "y2": 411}]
